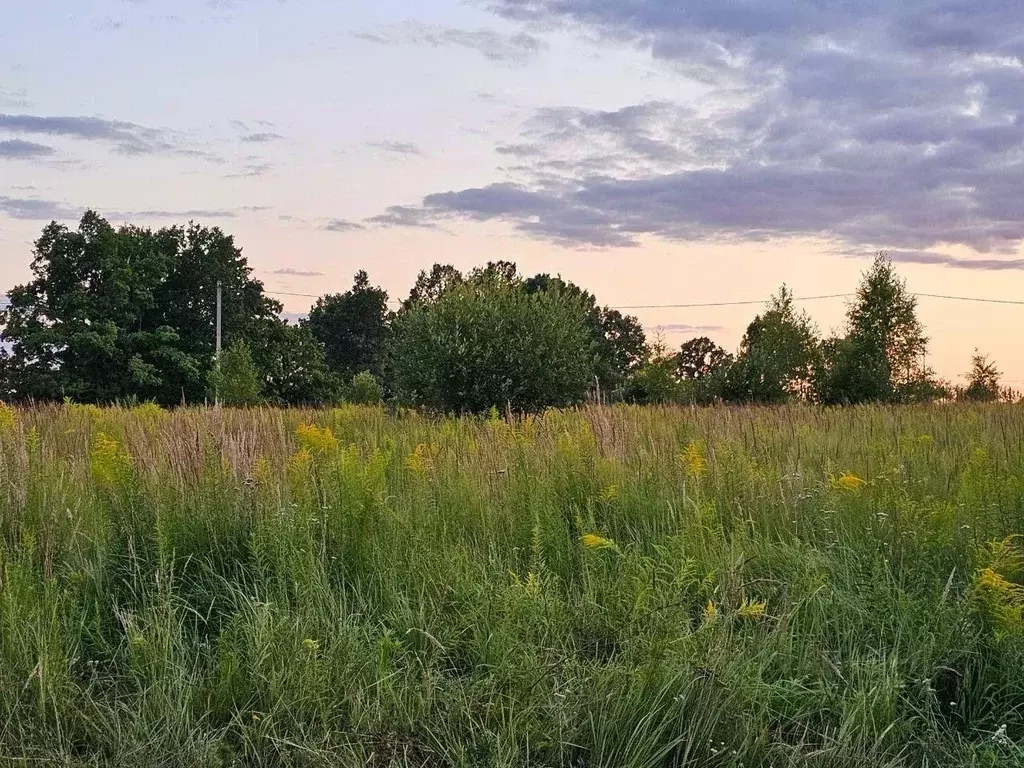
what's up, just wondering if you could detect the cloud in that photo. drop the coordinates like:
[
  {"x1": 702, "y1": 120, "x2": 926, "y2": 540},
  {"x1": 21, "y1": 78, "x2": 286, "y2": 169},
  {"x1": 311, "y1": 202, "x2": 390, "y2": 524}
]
[
  {"x1": 367, "y1": 140, "x2": 424, "y2": 156},
  {"x1": 0, "y1": 197, "x2": 81, "y2": 220},
  {"x1": 106, "y1": 209, "x2": 238, "y2": 220},
  {"x1": 272, "y1": 267, "x2": 325, "y2": 277},
  {"x1": 867, "y1": 250, "x2": 1024, "y2": 271},
  {"x1": 323, "y1": 218, "x2": 365, "y2": 232},
  {"x1": 0, "y1": 113, "x2": 220, "y2": 160},
  {"x1": 364, "y1": 206, "x2": 438, "y2": 229},
  {"x1": 0, "y1": 88, "x2": 30, "y2": 109},
  {"x1": 372, "y1": 1, "x2": 1024, "y2": 256},
  {"x1": 240, "y1": 132, "x2": 284, "y2": 143},
  {"x1": 0, "y1": 139, "x2": 56, "y2": 159},
  {"x1": 357, "y1": 21, "x2": 546, "y2": 65}
]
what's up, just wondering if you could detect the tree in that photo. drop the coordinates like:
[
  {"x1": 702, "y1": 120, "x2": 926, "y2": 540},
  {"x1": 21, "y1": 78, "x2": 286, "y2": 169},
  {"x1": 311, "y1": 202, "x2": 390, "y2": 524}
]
[
  {"x1": 260, "y1": 323, "x2": 341, "y2": 406},
  {"x1": 304, "y1": 271, "x2": 390, "y2": 381},
  {"x1": 676, "y1": 337, "x2": 730, "y2": 380},
  {"x1": 817, "y1": 253, "x2": 930, "y2": 404},
  {"x1": 524, "y1": 273, "x2": 647, "y2": 397},
  {"x1": 958, "y1": 350, "x2": 1002, "y2": 403},
  {"x1": 0, "y1": 212, "x2": 282, "y2": 405},
  {"x1": 724, "y1": 286, "x2": 819, "y2": 403},
  {"x1": 210, "y1": 342, "x2": 262, "y2": 406},
  {"x1": 389, "y1": 275, "x2": 592, "y2": 413},
  {"x1": 404, "y1": 263, "x2": 464, "y2": 308}
]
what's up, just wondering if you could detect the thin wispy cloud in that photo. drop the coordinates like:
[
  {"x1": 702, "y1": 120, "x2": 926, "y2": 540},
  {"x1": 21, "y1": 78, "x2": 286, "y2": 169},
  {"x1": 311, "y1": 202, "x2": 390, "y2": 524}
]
[
  {"x1": 272, "y1": 267, "x2": 325, "y2": 277},
  {"x1": 240, "y1": 132, "x2": 284, "y2": 143},
  {"x1": 0, "y1": 139, "x2": 56, "y2": 160},
  {"x1": 0, "y1": 196, "x2": 80, "y2": 220},
  {"x1": 370, "y1": 0, "x2": 1024, "y2": 256},
  {"x1": 357, "y1": 21, "x2": 547, "y2": 66},
  {"x1": 323, "y1": 219, "x2": 365, "y2": 232},
  {"x1": 0, "y1": 113, "x2": 221, "y2": 161},
  {"x1": 367, "y1": 140, "x2": 424, "y2": 156}
]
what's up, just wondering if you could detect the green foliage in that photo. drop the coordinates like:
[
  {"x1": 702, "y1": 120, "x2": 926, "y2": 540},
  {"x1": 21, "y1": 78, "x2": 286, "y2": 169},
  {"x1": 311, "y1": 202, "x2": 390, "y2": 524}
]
[
  {"x1": 389, "y1": 273, "x2": 593, "y2": 413},
  {"x1": 209, "y1": 341, "x2": 263, "y2": 406},
  {"x1": 724, "y1": 285, "x2": 819, "y2": 403},
  {"x1": 261, "y1": 323, "x2": 341, "y2": 406},
  {"x1": 0, "y1": 212, "x2": 282, "y2": 405},
  {"x1": 524, "y1": 273, "x2": 648, "y2": 398},
  {"x1": 817, "y1": 253, "x2": 934, "y2": 404},
  {"x1": 347, "y1": 370, "x2": 383, "y2": 405},
  {"x1": 1, "y1": 404, "x2": 1024, "y2": 765},
  {"x1": 304, "y1": 270, "x2": 391, "y2": 380},
  {"x1": 959, "y1": 350, "x2": 1003, "y2": 403}
]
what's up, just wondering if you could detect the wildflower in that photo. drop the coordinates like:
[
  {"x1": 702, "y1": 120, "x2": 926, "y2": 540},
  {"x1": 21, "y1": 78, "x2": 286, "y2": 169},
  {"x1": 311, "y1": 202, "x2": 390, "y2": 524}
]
[
  {"x1": 296, "y1": 423, "x2": 339, "y2": 454},
  {"x1": 833, "y1": 472, "x2": 866, "y2": 492},
  {"x1": 0, "y1": 402, "x2": 17, "y2": 433},
  {"x1": 737, "y1": 599, "x2": 768, "y2": 620},
  {"x1": 580, "y1": 533, "x2": 617, "y2": 551},
  {"x1": 678, "y1": 441, "x2": 707, "y2": 476},
  {"x1": 993, "y1": 724, "x2": 1012, "y2": 747},
  {"x1": 702, "y1": 601, "x2": 719, "y2": 626},
  {"x1": 303, "y1": 638, "x2": 321, "y2": 654},
  {"x1": 91, "y1": 432, "x2": 133, "y2": 488},
  {"x1": 406, "y1": 443, "x2": 439, "y2": 474}
]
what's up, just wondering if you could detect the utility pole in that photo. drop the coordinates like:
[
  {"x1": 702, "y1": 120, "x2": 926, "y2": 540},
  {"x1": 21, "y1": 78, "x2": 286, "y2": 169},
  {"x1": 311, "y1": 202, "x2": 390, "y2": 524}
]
[{"x1": 215, "y1": 280, "x2": 222, "y2": 406}]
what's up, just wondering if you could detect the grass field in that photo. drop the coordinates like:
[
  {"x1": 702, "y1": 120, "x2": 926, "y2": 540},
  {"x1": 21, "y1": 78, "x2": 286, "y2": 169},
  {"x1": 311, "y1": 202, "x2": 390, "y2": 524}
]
[{"x1": 1, "y1": 403, "x2": 1023, "y2": 767}]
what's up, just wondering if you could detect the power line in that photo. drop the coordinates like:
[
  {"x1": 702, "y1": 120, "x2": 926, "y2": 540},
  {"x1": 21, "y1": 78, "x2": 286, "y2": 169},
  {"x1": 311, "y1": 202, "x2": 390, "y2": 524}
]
[{"x1": 261, "y1": 289, "x2": 1024, "y2": 310}]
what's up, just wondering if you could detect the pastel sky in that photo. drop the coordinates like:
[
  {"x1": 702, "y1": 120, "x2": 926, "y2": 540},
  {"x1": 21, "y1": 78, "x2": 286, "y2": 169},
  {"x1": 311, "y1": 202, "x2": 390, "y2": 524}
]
[{"x1": 2, "y1": 0, "x2": 1023, "y2": 387}]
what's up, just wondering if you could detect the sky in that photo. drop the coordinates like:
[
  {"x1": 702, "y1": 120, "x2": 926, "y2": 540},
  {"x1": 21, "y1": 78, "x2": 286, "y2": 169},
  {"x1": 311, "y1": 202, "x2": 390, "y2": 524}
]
[{"x1": 2, "y1": 0, "x2": 1023, "y2": 387}]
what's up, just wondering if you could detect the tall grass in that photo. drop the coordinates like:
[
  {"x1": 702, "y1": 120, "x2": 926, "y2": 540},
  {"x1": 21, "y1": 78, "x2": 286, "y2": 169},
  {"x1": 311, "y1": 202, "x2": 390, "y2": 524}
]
[{"x1": 0, "y1": 402, "x2": 1023, "y2": 766}]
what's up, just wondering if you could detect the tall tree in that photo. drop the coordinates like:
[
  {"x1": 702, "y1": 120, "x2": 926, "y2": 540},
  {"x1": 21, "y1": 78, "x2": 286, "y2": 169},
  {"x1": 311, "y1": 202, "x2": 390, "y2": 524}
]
[
  {"x1": 676, "y1": 337, "x2": 730, "y2": 380},
  {"x1": 815, "y1": 253, "x2": 931, "y2": 404},
  {"x1": 524, "y1": 273, "x2": 647, "y2": 397},
  {"x1": 304, "y1": 271, "x2": 391, "y2": 381},
  {"x1": 725, "y1": 286, "x2": 819, "y2": 403},
  {"x1": 0, "y1": 212, "x2": 281, "y2": 405},
  {"x1": 404, "y1": 263, "x2": 464, "y2": 308}
]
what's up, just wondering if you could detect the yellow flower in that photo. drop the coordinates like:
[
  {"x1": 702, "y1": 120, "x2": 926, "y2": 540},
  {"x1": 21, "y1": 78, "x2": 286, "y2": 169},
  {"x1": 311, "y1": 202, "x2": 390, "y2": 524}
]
[
  {"x1": 406, "y1": 443, "x2": 438, "y2": 474},
  {"x1": 737, "y1": 599, "x2": 768, "y2": 620},
  {"x1": 678, "y1": 441, "x2": 707, "y2": 476},
  {"x1": 303, "y1": 638, "x2": 321, "y2": 654},
  {"x1": 0, "y1": 402, "x2": 17, "y2": 433},
  {"x1": 737, "y1": 598, "x2": 770, "y2": 622},
  {"x1": 581, "y1": 533, "x2": 617, "y2": 551},
  {"x1": 296, "y1": 423, "x2": 339, "y2": 454},
  {"x1": 976, "y1": 567, "x2": 1015, "y2": 593},
  {"x1": 833, "y1": 472, "x2": 866, "y2": 492},
  {"x1": 702, "y1": 601, "x2": 718, "y2": 625},
  {"x1": 91, "y1": 432, "x2": 133, "y2": 488}
]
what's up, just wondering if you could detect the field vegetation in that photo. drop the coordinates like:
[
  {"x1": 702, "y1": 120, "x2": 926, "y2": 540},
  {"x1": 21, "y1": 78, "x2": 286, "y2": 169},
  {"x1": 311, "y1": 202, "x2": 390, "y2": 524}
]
[{"x1": 1, "y1": 402, "x2": 1023, "y2": 766}]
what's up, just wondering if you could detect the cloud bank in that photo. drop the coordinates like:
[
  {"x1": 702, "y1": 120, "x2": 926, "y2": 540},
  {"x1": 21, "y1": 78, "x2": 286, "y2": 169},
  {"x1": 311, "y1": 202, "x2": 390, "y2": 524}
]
[{"x1": 371, "y1": 0, "x2": 1024, "y2": 260}]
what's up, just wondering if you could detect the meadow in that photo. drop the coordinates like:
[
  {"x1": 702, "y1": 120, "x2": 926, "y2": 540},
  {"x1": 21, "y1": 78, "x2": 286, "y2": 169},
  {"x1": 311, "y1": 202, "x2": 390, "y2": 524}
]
[{"x1": 0, "y1": 403, "x2": 1023, "y2": 767}]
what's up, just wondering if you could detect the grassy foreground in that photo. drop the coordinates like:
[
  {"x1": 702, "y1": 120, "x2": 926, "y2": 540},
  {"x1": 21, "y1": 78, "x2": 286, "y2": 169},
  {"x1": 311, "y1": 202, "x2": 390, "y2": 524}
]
[{"x1": 1, "y1": 403, "x2": 1023, "y2": 767}]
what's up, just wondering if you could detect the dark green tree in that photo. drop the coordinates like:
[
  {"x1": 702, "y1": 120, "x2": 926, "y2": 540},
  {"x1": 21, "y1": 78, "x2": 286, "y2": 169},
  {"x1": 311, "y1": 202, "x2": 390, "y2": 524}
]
[
  {"x1": 0, "y1": 212, "x2": 282, "y2": 405},
  {"x1": 261, "y1": 323, "x2": 341, "y2": 406},
  {"x1": 815, "y1": 254, "x2": 932, "y2": 404},
  {"x1": 958, "y1": 350, "x2": 1002, "y2": 403},
  {"x1": 724, "y1": 286, "x2": 819, "y2": 403},
  {"x1": 304, "y1": 271, "x2": 391, "y2": 380},
  {"x1": 524, "y1": 273, "x2": 647, "y2": 397},
  {"x1": 389, "y1": 274, "x2": 592, "y2": 413},
  {"x1": 403, "y1": 263, "x2": 464, "y2": 308},
  {"x1": 676, "y1": 337, "x2": 731, "y2": 380}
]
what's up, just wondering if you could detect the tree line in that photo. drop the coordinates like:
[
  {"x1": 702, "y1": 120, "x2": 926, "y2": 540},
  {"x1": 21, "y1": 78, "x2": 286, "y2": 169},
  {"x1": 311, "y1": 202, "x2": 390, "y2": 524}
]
[{"x1": 0, "y1": 212, "x2": 1017, "y2": 410}]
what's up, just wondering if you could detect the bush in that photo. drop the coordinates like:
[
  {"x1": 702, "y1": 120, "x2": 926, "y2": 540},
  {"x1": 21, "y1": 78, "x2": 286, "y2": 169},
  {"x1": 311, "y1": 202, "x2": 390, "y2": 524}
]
[
  {"x1": 209, "y1": 342, "x2": 263, "y2": 406},
  {"x1": 347, "y1": 371, "x2": 383, "y2": 405},
  {"x1": 388, "y1": 276, "x2": 592, "y2": 413}
]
